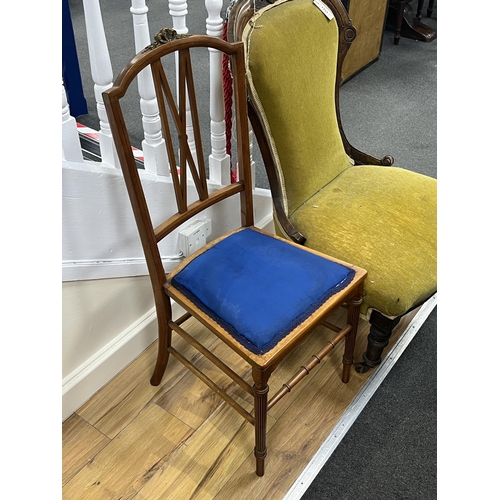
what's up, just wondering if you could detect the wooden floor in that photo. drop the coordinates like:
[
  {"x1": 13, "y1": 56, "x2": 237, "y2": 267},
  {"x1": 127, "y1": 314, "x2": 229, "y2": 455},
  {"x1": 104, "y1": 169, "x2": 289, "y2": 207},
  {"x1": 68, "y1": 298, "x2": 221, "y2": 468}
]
[{"x1": 62, "y1": 307, "x2": 417, "y2": 500}]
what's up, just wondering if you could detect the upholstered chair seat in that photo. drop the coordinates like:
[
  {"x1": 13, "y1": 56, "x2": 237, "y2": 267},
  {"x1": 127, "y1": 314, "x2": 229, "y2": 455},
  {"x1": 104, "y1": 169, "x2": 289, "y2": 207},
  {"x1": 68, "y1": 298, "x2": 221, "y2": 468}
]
[
  {"x1": 287, "y1": 165, "x2": 437, "y2": 319},
  {"x1": 170, "y1": 227, "x2": 357, "y2": 354}
]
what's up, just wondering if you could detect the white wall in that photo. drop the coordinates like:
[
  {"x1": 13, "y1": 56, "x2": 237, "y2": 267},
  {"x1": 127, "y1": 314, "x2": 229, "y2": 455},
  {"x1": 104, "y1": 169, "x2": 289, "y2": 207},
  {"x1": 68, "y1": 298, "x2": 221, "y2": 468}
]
[{"x1": 62, "y1": 160, "x2": 273, "y2": 420}]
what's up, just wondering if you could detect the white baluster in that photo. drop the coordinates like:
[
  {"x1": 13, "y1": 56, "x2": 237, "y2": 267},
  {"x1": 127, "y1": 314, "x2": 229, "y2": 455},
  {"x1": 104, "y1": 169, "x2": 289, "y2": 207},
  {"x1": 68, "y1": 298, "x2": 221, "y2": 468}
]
[
  {"x1": 206, "y1": 0, "x2": 231, "y2": 185},
  {"x1": 62, "y1": 82, "x2": 84, "y2": 162},
  {"x1": 82, "y1": 0, "x2": 119, "y2": 167},
  {"x1": 130, "y1": 0, "x2": 169, "y2": 175},
  {"x1": 168, "y1": 0, "x2": 196, "y2": 170},
  {"x1": 168, "y1": 0, "x2": 188, "y2": 37}
]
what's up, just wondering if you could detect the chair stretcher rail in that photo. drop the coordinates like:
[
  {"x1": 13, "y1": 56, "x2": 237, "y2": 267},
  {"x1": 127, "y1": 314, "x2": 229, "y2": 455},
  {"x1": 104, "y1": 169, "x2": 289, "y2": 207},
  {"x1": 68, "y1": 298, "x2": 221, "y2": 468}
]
[
  {"x1": 267, "y1": 325, "x2": 351, "y2": 410},
  {"x1": 169, "y1": 320, "x2": 254, "y2": 395},
  {"x1": 168, "y1": 346, "x2": 256, "y2": 425}
]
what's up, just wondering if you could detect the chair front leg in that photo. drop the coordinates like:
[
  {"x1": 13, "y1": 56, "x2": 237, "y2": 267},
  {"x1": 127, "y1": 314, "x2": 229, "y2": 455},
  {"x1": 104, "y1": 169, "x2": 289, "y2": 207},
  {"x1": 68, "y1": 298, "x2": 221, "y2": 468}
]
[
  {"x1": 355, "y1": 310, "x2": 401, "y2": 374},
  {"x1": 252, "y1": 366, "x2": 271, "y2": 476},
  {"x1": 394, "y1": 0, "x2": 406, "y2": 45},
  {"x1": 427, "y1": 0, "x2": 435, "y2": 17},
  {"x1": 416, "y1": 0, "x2": 424, "y2": 19}
]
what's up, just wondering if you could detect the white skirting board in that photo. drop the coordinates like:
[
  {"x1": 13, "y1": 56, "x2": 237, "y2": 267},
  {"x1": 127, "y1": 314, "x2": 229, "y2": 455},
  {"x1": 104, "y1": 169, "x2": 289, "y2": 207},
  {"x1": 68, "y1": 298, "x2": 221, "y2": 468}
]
[
  {"x1": 62, "y1": 301, "x2": 184, "y2": 421},
  {"x1": 283, "y1": 293, "x2": 437, "y2": 500}
]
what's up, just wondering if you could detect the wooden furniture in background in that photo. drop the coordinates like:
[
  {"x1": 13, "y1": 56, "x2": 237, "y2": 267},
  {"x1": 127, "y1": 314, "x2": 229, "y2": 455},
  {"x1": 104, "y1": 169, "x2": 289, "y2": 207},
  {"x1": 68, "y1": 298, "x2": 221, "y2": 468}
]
[
  {"x1": 387, "y1": 0, "x2": 437, "y2": 45},
  {"x1": 417, "y1": 0, "x2": 435, "y2": 19},
  {"x1": 102, "y1": 31, "x2": 366, "y2": 476},
  {"x1": 340, "y1": 0, "x2": 390, "y2": 81}
]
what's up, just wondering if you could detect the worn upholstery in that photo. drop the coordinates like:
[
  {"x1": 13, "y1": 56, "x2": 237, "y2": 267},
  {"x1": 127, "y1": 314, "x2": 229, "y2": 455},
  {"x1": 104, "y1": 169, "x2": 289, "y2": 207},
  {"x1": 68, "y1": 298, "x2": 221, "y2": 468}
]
[
  {"x1": 289, "y1": 167, "x2": 437, "y2": 317},
  {"x1": 243, "y1": 0, "x2": 437, "y2": 318},
  {"x1": 171, "y1": 228, "x2": 355, "y2": 354}
]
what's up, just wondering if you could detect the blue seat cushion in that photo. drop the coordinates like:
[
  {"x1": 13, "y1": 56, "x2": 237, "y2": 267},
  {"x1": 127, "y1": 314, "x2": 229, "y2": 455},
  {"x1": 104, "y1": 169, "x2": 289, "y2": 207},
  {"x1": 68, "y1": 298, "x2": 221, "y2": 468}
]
[{"x1": 170, "y1": 228, "x2": 355, "y2": 354}]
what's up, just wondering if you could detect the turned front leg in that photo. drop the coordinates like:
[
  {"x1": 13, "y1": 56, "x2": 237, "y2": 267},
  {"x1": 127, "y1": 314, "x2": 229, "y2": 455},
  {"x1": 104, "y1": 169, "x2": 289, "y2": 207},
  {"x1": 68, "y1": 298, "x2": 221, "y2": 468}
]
[
  {"x1": 355, "y1": 310, "x2": 401, "y2": 374},
  {"x1": 252, "y1": 367, "x2": 271, "y2": 477},
  {"x1": 394, "y1": 0, "x2": 405, "y2": 45},
  {"x1": 427, "y1": 0, "x2": 435, "y2": 17}
]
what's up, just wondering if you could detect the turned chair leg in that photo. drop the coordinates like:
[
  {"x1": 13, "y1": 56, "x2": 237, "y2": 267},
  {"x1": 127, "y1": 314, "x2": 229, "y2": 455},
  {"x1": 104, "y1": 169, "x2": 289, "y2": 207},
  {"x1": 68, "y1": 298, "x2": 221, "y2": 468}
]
[
  {"x1": 253, "y1": 367, "x2": 271, "y2": 476},
  {"x1": 342, "y1": 293, "x2": 363, "y2": 383},
  {"x1": 394, "y1": 0, "x2": 405, "y2": 45},
  {"x1": 427, "y1": 0, "x2": 435, "y2": 17},
  {"x1": 416, "y1": 0, "x2": 424, "y2": 19},
  {"x1": 355, "y1": 311, "x2": 401, "y2": 374}
]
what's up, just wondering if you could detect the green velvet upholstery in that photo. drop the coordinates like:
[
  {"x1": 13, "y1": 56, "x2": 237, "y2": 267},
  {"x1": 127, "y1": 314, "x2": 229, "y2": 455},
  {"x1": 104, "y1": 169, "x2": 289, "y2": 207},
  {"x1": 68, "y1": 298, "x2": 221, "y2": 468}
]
[
  {"x1": 243, "y1": 0, "x2": 437, "y2": 318},
  {"x1": 288, "y1": 166, "x2": 437, "y2": 317},
  {"x1": 243, "y1": 0, "x2": 353, "y2": 215}
]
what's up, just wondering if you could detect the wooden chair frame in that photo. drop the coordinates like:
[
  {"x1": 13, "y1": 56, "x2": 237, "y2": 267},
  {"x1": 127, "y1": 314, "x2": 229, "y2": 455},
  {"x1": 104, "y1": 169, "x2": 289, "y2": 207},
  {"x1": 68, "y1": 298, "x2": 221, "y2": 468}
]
[
  {"x1": 227, "y1": 0, "x2": 435, "y2": 374},
  {"x1": 103, "y1": 32, "x2": 366, "y2": 476}
]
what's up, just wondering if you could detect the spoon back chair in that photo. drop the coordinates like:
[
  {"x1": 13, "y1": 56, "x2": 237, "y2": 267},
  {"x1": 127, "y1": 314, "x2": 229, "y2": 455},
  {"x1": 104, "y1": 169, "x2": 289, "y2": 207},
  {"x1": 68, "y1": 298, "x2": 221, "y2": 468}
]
[
  {"x1": 227, "y1": 0, "x2": 437, "y2": 373},
  {"x1": 103, "y1": 31, "x2": 367, "y2": 476}
]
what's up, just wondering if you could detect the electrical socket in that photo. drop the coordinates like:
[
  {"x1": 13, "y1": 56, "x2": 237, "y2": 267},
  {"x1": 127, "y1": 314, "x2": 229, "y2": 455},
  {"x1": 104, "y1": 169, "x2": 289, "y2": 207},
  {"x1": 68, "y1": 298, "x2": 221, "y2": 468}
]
[{"x1": 178, "y1": 218, "x2": 212, "y2": 257}]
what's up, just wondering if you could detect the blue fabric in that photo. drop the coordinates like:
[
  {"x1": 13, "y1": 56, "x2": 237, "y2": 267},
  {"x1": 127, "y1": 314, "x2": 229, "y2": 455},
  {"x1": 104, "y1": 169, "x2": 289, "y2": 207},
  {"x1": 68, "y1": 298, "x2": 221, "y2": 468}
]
[{"x1": 171, "y1": 228, "x2": 355, "y2": 354}]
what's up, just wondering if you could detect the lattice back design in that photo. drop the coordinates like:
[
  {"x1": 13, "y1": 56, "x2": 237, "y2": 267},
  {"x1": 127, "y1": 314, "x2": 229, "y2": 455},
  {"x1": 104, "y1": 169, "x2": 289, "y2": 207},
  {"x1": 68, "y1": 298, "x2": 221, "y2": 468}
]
[
  {"x1": 151, "y1": 46, "x2": 209, "y2": 212},
  {"x1": 103, "y1": 33, "x2": 253, "y2": 290}
]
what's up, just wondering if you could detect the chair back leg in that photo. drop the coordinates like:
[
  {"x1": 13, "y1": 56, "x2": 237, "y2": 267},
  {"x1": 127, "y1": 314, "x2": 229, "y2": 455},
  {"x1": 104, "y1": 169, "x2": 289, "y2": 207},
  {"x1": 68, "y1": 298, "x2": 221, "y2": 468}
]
[
  {"x1": 150, "y1": 294, "x2": 173, "y2": 386},
  {"x1": 342, "y1": 291, "x2": 363, "y2": 383}
]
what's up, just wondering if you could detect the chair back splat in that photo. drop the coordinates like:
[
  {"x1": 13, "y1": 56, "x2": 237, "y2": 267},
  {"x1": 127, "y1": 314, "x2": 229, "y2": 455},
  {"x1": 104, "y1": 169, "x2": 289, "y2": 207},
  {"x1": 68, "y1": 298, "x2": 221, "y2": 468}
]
[{"x1": 103, "y1": 31, "x2": 367, "y2": 476}]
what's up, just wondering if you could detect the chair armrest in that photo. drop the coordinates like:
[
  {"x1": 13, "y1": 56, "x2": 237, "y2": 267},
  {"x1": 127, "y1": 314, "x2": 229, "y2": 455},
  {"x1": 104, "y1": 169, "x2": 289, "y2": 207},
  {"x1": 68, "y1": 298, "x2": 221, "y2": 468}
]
[
  {"x1": 348, "y1": 145, "x2": 395, "y2": 166},
  {"x1": 339, "y1": 127, "x2": 394, "y2": 166}
]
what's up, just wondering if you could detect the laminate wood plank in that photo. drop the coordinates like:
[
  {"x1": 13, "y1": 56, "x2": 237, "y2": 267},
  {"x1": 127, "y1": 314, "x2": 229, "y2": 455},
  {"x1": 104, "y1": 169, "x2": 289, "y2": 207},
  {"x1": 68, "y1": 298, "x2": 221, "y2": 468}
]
[
  {"x1": 154, "y1": 339, "x2": 252, "y2": 430},
  {"x1": 62, "y1": 404, "x2": 192, "y2": 500},
  {"x1": 135, "y1": 395, "x2": 276, "y2": 500},
  {"x1": 62, "y1": 414, "x2": 110, "y2": 486},
  {"x1": 76, "y1": 318, "x2": 215, "y2": 438}
]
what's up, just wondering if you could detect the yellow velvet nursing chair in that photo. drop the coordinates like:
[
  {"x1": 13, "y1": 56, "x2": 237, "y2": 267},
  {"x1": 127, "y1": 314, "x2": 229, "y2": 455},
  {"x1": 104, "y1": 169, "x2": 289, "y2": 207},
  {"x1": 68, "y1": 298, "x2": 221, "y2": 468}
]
[
  {"x1": 227, "y1": 0, "x2": 437, "y2": 372},
  {"x1": 103, "y1": 31, "x2": 367, "y2": 476}
]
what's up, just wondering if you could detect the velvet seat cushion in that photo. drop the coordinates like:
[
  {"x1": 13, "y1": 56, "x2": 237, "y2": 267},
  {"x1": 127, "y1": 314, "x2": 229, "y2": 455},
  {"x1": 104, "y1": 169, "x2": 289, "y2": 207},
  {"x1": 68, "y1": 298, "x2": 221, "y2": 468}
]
[
  {"x1": 170, "y1": 228, "x2": 355, "y2": 354},
  {"x1": 288, "y1": 166, "x2": 437, "y2": 318}
]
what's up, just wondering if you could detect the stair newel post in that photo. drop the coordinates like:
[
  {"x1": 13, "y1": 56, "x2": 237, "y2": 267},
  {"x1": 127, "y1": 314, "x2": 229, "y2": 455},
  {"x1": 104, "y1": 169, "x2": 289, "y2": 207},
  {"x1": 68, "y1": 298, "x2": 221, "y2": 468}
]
[
  {"x1": 205, "y1": 0, "x2": 231, "y2": 185},
  {"x1": 62, "y1": 82, "x2": 84, "y2": 162},
  {"x1": 130, "y1": 0, "x2": 170, "y2": 175},
  {"x1": 168, "y1": 0, "x2": 196, "y2": 174},
  {"x1": 82, "y1": 0, "x2": 119, "y2": 167}
]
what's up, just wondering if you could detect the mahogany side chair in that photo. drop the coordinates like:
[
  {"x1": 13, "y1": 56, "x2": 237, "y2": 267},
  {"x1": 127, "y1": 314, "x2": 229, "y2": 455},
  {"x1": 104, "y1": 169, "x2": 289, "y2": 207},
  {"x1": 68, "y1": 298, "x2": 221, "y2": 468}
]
[
  {"x1": 102, "y1": 31, "x2": 367, "y2": 476},
  {"x1": 228, "y1": 0, "x2": 437, "y2": 373}
]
